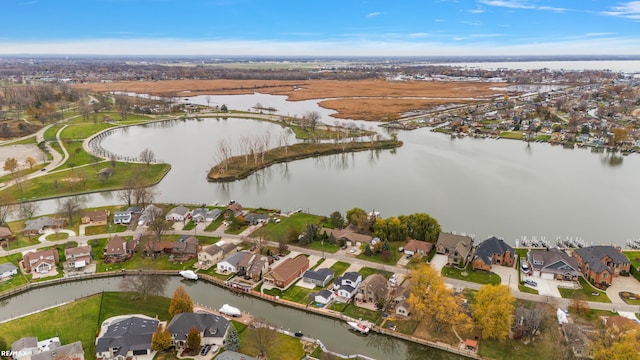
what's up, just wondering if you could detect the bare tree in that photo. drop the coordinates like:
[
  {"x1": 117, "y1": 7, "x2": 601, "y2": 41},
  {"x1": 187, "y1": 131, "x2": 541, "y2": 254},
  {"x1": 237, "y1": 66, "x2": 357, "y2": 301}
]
[
  {"x1": 115, "y1": 94, "x2": 131, "y2": 120},
  {"x1": 279, "y1": 129, "x2": 292, "y2": 154},
  {"x1": 205, "y1": 95, "x2": 211, "y2": 108},
  {"x1": 306, "y1": 111, "x2": 321, "y2": 132},
  {"x1": 134, "y1": 185, "x2": 158, "y2": 208},
  {"x1": 119, "y1": 270, "x2": 169, "y2": 302},
  {"x1": 16, "y1": 201, "x2": 40, "y2": 220},
  {"x1": 260, "y1": 131, "x2": 271, "y2": 163},
  {"x1": 213, "y1": 139, "x2": 232, "y2": 171},
  {"x1": 238, "y1": 136, "x2": 251, "y2": 166},
  {"x1": 139, "y1": 148, "x2": 156, "y2": 165},
  {"x1": 515, "y1": 305, "x2": 546, "y2": 342},
  {"x1": 147, "y1": 217, "x2": 173, "y2": 243},
  {"x1": 57, "y1": 196, "x2": 83, "y2": 225},
  {"x1": 0, "y1": 193, "x2": 14, "y2": 225},
  {"x1": 78, "y1": 96, "x2": 92, "y2": 121},
  {"x1": 252, "y1": 236, "x2": 270, "y2": 255},
  {"x1": 117, "y1": 176, "x2": 136, "y2": 208},
  {"x1": 249, "y1": 319, "x2": 278, "y2": 359}
]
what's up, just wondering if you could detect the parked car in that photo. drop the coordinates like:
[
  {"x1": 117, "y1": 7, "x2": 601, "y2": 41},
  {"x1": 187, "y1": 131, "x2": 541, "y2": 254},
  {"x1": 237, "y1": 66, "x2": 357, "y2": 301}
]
[
  {"x1": 349, "y1": 247, "x2": 357, "y2": 254},
  {"x1": 200, "y1": 344, "x2": 211, "y2": 356},
  {"x1": 524, "y1": 279, "x2": 537, "y2": 287}
]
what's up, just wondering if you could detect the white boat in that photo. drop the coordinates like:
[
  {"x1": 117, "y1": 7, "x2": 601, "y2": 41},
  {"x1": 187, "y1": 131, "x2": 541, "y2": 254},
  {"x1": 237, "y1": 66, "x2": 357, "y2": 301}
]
[
  {"x1": 347, "y1": 321, "x2": 370, "y2": 334},
  {"x1": 219, "y1": 304, "x2": 242, "y2": 317},
  {"x1": 179, "y1": 270, "x2": 198, "y2": 280}
]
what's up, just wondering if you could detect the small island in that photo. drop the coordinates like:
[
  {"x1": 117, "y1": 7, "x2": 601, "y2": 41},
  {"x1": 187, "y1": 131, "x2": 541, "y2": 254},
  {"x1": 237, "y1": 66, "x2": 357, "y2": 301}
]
[{"x1": 207, "y1": 139, "x2": 403, "y2": 182}]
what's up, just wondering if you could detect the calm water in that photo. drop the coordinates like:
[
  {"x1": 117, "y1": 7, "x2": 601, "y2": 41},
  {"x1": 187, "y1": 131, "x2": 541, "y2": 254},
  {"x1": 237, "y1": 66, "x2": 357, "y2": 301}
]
[
  {"x1": 0, "y1": 277, "x2": 463, "y2": 360},
  {"x1": 30, "y1": 88, "x2": 640, "y2": 247},
  {"x1": 429, "y1": 60, "x2": 640, "y2": 72}
]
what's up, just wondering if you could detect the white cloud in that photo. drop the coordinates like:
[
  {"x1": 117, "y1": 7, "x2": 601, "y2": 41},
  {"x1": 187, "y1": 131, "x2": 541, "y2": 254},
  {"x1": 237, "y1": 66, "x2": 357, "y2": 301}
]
[
  {"x1": 366, "y1": 12, "x2": 382, "y2": 18},
  {"x1": 469, "y1": 9, "x2": 485, "y2": 14},
  {"x1": 478, "y1": 0, "x2": 567, "y2": 11},
  {"x1": 604, "y1": 1, "x2": 640, "y2": 19}
]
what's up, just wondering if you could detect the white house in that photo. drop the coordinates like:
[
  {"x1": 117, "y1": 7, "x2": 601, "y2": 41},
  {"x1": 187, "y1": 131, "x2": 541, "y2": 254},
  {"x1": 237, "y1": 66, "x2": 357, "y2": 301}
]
[
  {"x1": 333, "y1": 272, "x2": 362, "y2": 300},
  {"x1": 314, "y1": 289, "x2": 335, "y2": 305},
  {"x1": 165, "y1": 206, "x2": 190, "y2": 222},
  {"x1": 113, "y1": 211, "x2": 132, "y2": 225},
  {"x1": 216, "y1": 251, "x2": 251, "y2": 273},
  {"x1": 0, "y1": 262, "x2": 18, "y2": 279}
]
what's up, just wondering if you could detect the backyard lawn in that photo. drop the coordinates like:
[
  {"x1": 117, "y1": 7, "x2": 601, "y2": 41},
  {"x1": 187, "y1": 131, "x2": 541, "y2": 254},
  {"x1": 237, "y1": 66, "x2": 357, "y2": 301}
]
[
  {"x1": 557, "y1": 277, "x2": 611, "y2": 303},
  {"x1": 238, "y1": 327, "x2": 305, "y2": 360},
  {"x1": 250, "y1": 212, "x2": 322, "y2": 242},
  {"x1": 441, "y1": 266, "x2": 501, "y2": 285}
]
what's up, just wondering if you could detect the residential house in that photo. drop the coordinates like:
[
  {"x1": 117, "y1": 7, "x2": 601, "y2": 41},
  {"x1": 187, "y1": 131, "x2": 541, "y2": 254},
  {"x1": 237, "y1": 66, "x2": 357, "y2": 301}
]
[
  {"x1": 319, "y1": 227, "x2": 373, "y2": 247},
  {"x1": 314, "y1": 289, "x2": 335, "y2": 305},
  {"x1": 302, "y1": 268, "x2": 335, "y2": 287},
  {"x1": 104, "y1": 235, "x2": 135, "y2": 261},
  {"x1": 81, "y1": 210, "x2": 109, "y2": 225},
  {"x1": 214, "y1": 351, "x2": 257, "y2": 360},
  {"x1": 244, "y1": 213, "x2": 270, "y2": 225},
  {"x1": 137, "y1": 204, "x2": 163, "y2": 226},
  {"x1": 0, "y1": 226, "x2": 13, "y2": 241},
  {"x1": 224, "y1": 203, "x2": 243, "y2": 219},
  {"x1": 245, "y1": 254, "x2": 270, "y2": 281},
  {"x1": 263, "y1": 255, "x2": 309, "y2": 289},
  {"x1": 113, "y1": 211, "x2": 132, "y2": 225},
  {"x1": 403, "y1": 239, "x2": 433, "y2": 257},
  {"x1": 31, "y1": 341, "x2": 85, "y2": 360},
  {"x1": 172, "y1": 235, "x2": 199, "y2": 259},
  {"x1": 190, "y1": 208, "x2": 208, "y2": 223},
  {"x1": 0, "y1": 262, "x2": 18, "y2": 279},
  {"x1": 127, "y1": 206, "x2": 143, "y2": 214},
  {"x1": 168, "y1": 312, "x2": 230, "y2": 348},
  {"x1": 561, "y1": 323, "x2": 594, "y2": 359},
  {"x1": 143, "y1": 240, "x2": 173, "y2": 257},
  {"x1": 435, "y1": 232, "x2": 474, "y2": 267},
  {"x1": 471, "y1": 236, "x2": 516, "y2": 271},
  {"x1": 198, "y1": 242, "x2": 236, "y2": 266},
  {"x1": 95, "y1": 315, "x2": 158, "y2": 360},
  {"x1": 64, "y1": 245, "x2": 91, "y2": 271},
  {"x1": 11, "y1": 337, "x2": 38, "y2": 360},
  {"x1": 22, "y1": 217, "x2": 65, "y2": 235},
  {"x1": 527, "y1": 248, "x2": 581, "y2": 281},
  {"x1": 573, "y1": 245, "x2": 631, "y2": 287},
  {"x1": 216, "y1": 251, "x2": 252, "y2": 273},
  {"x1": 395, "y1": 300, "x2": 411, "y2": 317},
  {"x1": 333, "y1": 272, "x2": 362, "y2": 300},
  {"x1": 165, "y1": 206, "x2": 190, "y2": 222},
  {"x1": 206, "y1": 209, "x2": 222, "y2": 222},
  {"x1": 23, "y1": 249, "x2": 59, "y2": 274},
  {"x1": 356, "y1": 274, "x2": 388, "y2": 305}
]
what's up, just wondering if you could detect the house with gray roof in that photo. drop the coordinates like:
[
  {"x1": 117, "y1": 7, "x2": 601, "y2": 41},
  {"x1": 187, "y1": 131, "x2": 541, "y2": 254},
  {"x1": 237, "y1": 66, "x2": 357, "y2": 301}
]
[
  {"x1": 573, "y1": 245, "x2": 630, "y2": 287},
  {"x1": 165, "y1": 206, "x2": 190, "y2": 222},
  {"x1": 137, "y1": 204, "x2": 163, "y2": 227},
  {"x1": 302, "y1": 268, "x2": 335, "y2": 287},
  {"x1": 31, "y1": 341, "x2": 85, "y2": 360},
  {"x1": 436, "y1": 232, "x2": 473, "y2": 267},
  {"x1": 95, "y1": 315, "x2": 158, "y2": 360},
  {"x1": 333, "y1": 271, "x2": 362, "y2": 300},
  {"x1": 11, "y1": 337, "x2": 38, "y2": 359},
  {"x1": 0, "y1": 262, "x2": 18, "y2": 279},
  {"x1": 314, "y1": 289, "x2": 335, "y2": 305},
  {"x1": 22, "y1": 217, "x2": 65, "y2": 235},
  {"x1": 206, "y1": 209, "x2": 222, "y2": 222},
  {"x1": 190, "y1": 208, "x2": 207, "y2": 223},
  {"x1": 471, "y1": 236, "x2": 516, "y2": 271},
  {"x1": 216, "y1": 251, "x2": 252, "y2": 273},
  {"x1": 527, "y1": 248, "x2": 581, "y2": 281},
  {"x1": 244, "y1": 213, "x2": 270, "y2": 225},
  {"x1": 168, "y1": 312, "x2": 230, "y2": 347}
]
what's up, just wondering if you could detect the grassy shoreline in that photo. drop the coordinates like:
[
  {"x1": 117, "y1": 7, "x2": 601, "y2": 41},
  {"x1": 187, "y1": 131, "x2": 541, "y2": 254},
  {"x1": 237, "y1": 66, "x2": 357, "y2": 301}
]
[{"x1": 207, "y1": 140, "x2": 402, "y2": 182}]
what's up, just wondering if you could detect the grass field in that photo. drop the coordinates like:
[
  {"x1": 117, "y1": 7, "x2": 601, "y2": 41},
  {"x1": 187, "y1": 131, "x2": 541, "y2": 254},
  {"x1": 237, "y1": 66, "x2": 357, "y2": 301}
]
[
  {"x1": 250, "y1": 212, "x2": 322, "y2": 242},
  {"x1": 557, "y1": 277, "x2": 611, "y2": 303},
  {"x1": 329, "y1": 261, "x2": 350, "y2": 276},
  {"x1": 342, "y1": 303, "x2": 383, "y2": 325},
  {"x1": 238, "y1": 327, "x2": 305, "y2": 360},
  {"x1": 441, "y1": 265, "x2": 501, "y2": 285}
]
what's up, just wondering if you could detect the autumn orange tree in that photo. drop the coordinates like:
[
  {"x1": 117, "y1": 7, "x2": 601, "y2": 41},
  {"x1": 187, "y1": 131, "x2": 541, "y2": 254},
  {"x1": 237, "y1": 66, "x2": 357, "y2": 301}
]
[
  {"x1": 407, "y1": 263, "x2": 472, "y2": 335},
  {"x1": 169, "y1": 285, "x2": 194, "y2": 318},
  {"x1": 593, "y1": 316, "x2": 640, "y2": 360},
  {"x1": 472, "y1": 284, "x2": 515, "y2": 340},
  {"x1": 151, "y1": 323, "x2": 172, "y2": 351}
]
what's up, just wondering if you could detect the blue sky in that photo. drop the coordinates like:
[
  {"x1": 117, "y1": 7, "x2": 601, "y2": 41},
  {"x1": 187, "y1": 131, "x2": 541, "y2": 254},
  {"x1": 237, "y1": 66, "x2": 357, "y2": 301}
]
[{"x1": 1, "y1": 0, "x2": 640, "y2": 56}]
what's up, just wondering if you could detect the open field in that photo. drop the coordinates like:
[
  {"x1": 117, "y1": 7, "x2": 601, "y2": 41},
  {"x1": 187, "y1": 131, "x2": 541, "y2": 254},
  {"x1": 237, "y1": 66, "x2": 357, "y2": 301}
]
[{"x1": 74, "y1": 79, "x2": 509, "y2": 121}]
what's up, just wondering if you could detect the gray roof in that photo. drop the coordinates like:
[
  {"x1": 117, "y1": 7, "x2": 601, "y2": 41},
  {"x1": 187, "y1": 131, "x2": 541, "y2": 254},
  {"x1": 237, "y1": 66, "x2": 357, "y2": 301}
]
[
  {"x1": 219, "y1": 251, "x2": 251, "y2": 268},
  {"x1": 12, "y1": 337, "x2": 38, "y2": 352},
  {"x1": 31, "y1": 341, "x2": 84, "y2": 360},
  {"x1": 474, "y1": 236, "x2": 515, "y2": 265},
  {"x1": 215, "y1": 351, "x2": 257, "y2": 360},
  {"x1": 436, "y1": 232, "x2": 473, "y2": 253},
  {"x1": 574, "y1": 246, "x2": 630, "y2": 274},
  {"x1": 168, "y1": 312, "x2": 229, "y2": 341},
  {"x1": 343, "y1": 271, "x2": 361, "y2": 283},
  {"x1": 303, "y1": 268, "x2": 335, "y2": 282},
  {"x1": 317, "y1": 289, "x2": 333, "y2": 298},
  {"x1": 95, "y1": 316, "x2": 158, "y2": 356},
  {"x1": 23, "y1": 217, "x2": 63, "y2": 231},
  {"x1": 168, "y1": 206, "x2": 190, "y2": 217},
  {"x1": 0, "y1": 262, "x2": 18, "y2": 274},
  {"x1": 207, "y1": 209, "x2": 222, "y2": 219},
  {"x1": 244, "y1": 213, "x2": 270, "y2": 223},
  {"x1": 529, "y1": 248, "x2": 581, "y2": 276},
  {"x1": 191, "y1": 208, "x2": 207, "y2": 218}
]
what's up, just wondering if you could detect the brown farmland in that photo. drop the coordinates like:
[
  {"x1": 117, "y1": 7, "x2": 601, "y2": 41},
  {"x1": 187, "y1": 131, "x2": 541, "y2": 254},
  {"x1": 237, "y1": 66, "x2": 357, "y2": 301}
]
[{"x1": 74, "y1": 79, "x2": 509, "y2": 121}]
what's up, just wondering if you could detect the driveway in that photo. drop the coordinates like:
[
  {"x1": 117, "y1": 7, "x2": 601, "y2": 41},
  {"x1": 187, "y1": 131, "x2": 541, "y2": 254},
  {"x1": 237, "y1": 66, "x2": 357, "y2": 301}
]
[
  {"x1": 606, "y1": 276, "x2": 640, "y2": 305},
  {"x1": 490, "y1": 266, "x2": 520, "y2": 291},
  {"x1": 429, "y1": 254, "x2": 448, "y2": 272},
  {"x1": 521, "y1": 274, "x2": 562, "y2": 298}
]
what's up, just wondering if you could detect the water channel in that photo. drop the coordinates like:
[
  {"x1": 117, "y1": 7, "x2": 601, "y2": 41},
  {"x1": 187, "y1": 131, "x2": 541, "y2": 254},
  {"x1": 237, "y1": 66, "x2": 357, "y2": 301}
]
[
  {"x1": 34, "y1": 98, "x2": 640, "y2": 247},
  {"x1": 0, "y1": 276, "x2": 464, "y2": 360}
]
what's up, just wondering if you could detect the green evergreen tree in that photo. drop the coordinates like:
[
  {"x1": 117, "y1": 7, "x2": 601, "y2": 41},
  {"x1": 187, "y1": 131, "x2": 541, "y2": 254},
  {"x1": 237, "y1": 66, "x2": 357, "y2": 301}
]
[
  {"x1": 364, "y1": 244, "x2": 372, "y2": 256},
  {"x1": 225, "y1": 324, "x2": 240, "y2": 351}
]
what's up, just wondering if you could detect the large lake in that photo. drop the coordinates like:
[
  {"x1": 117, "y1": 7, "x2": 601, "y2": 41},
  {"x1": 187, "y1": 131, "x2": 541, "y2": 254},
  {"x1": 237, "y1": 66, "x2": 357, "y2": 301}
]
[{"x1": 39, "y1": 90, "x2": 638, "y2": 247}]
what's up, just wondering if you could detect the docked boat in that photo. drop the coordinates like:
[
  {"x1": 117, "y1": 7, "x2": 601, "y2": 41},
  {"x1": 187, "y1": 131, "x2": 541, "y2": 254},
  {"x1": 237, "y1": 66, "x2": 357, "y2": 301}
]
[
  {"x1": 219, "y1": 304, "x2": 242, "y2": 317},
  {"x1": 346, "y1": 321, "x2": 370, "y2": 334},
  {"x1": 179, "y1": 270, "x2": 198, "y2": 280}
]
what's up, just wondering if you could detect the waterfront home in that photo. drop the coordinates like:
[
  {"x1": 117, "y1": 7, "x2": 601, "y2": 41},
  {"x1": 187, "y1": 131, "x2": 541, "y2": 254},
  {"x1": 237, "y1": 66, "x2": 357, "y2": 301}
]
[
  {"x1": 403, "y1": 239, "x2": 433, "y2": 257},
  {"x1": 95, "y1": 315, "x2": 158, "y2": 360},
  {"x1": 244, "y1": 213, "x2": 270, "y2": 225},
  {"x1": 23, "y1": 249, "x2": 59, "y2": 274},
  {"x1": 396, "y1": 300, "x2": 411, "y2": 317},
  {"x1": 263, "y1": 255, "x2": 309, "y2": 289},
  {"x1": 168, "y1": 312, "x2": 230, "y2": 348},
  {"x1": 206, "y1": 209, "x2": 222, "y2": 222},
  {"x1": 113, "y1": 211, "x2": 132, "y2": 225},
  {"x1": 224, "y1": 202, "x2": 243, "y2": 219},
  {"x1": 104, "y1": 235, "x2": 135, "y2": 261},
  {"x1": 561, "y1": 323, "x2": 594, "y2": 359},
  {"x1": 356, "y1": 273, "x2": 388, "y2": 305},
  {"x1": 165, "y1": 205, "x2": 190, "y2": 222},
  {"x1": 333, "y1": 272, "x2": 362, "y2": 300},
  {"x1": 471, "y1": 236, "x2": 516, "y2": 271},
  {"x1": 11, "y1": 337, "x2": 38, "y2": 359},
  {"x1": 199, "y1": 242, "x2": 236, "y2": 267},
  {"x1": 137, "y1": 204, "x2": 163, "y2": 226},
  {"x1": 216, "y1": 251, "x2": 252, "y2": 273},
  {"x1": 81, "y1": 209, "x2": 109, "y2": 225},
  {"x1": 527, "y1": 248, "x2": 581, "y2": 281},
  {"x1": 302, "y1": 268, "x2": 335, "y2": 287},
  {"x1": 22, "y1": 217, "x2": 65, "y2": 235},
  {"x1": 573, "y1": 245, "x2": 630, "y2": 287},
  {"x1": 64, "y1": 245, "x2": 91, "y2": 271},
  {"x1": 435, "y1": 232, "x2": 473, "y2": 267},
  {"x1": 314, "y1": 289, "x2": 335, "y2": 305},
  {"x1": 31, "y1": 341, "x2": 84, "y2": 360},
  {"x1": 245, "y1": 254, "x2": 270, "y2": 281},
  {"x1": 172, "y1": 235, "x2": 199, "y2": 259},
  {"x1": 0, "y1": 262, "x2": 18, "y2": 279},
  {"x1": 319, "y1": 227, "x2": 373, "y2": 247},
  {"x1": 0, "y1": 226, "x2": 13, "y2": 241}
]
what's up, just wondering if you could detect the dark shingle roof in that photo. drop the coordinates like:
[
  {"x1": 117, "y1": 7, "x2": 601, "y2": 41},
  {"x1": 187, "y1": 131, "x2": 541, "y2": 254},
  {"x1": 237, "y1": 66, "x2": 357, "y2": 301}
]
[
  {"x1": 574, "y1": 246, "x2": 629, "y2": 274},
  {"x1": 303, "y1": 268, "x2": 335, "y2": 282},
  {"x1": 95, "y1": 316, "x2": 158, "y2": 356},
  {"x1": 168, "y1": 312, "x2": 229, "y2": 341},
  {"x1": 474, "y1": 236, "x2": 515, "y2": 265}
]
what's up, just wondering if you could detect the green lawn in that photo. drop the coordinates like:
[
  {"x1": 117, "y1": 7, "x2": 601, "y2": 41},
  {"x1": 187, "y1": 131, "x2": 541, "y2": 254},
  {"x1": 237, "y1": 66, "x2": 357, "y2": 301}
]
[
  {"x1": 182, "y1": 220, "x2": 197, "y2": 230},
  {"x1": 304, "y1": 240, "x2": 340, "y2": 254},
  {"x1": 98, "y1": 291, "x2": 171, "y2": 324},
  {"x1": 280, "y1": 284, "x2": 316, "y2": 305},
  {"x1": 441, "y1": 266, "x2": 501, "y2": 285},
  {"x1": 356, "y1": 242, "x2": 403, "y2": 265},
  {"x1": 499, "y1": 131, "x2": 524, "y2": 140},
  {"x1": 518, "y1": 284, "x2": 539, "y2": 294},
  {"x1": 238, "y1": 327, "x2": 305, "y2": 360},
  {"x1": 390, "y1": 319, "x2": 419, "y2": 335},
  {"x1": 557, "y1": 277, "x2": 611, "y2": 303},
  {"x1": 44, "y1": 232, "x2": 69, "y2": 241},
  {"x1": 358, "y1": 267, "x2": 394, "y2": 280},
  {"x1": 0, "y1": 254, "x2": 28, "y2": 293},
  {"x1": 479, "y1": 336, "x2": 561, "y2": 360},
  {"x1": 250, "y1": 212, "x2": 323, "y2": 242},
  {"x1": 329, "y1": 261, "x2": 350, "y2": 276},
  {"x1": 342, "y1": 303, "x2": 383, "y2": 325}
]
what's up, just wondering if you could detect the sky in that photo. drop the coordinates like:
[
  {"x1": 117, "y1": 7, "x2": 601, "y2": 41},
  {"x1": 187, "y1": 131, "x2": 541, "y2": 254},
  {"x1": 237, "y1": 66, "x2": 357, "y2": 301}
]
[{"x1": 1, "y1": 0, "x2": 640, "y2": 56}]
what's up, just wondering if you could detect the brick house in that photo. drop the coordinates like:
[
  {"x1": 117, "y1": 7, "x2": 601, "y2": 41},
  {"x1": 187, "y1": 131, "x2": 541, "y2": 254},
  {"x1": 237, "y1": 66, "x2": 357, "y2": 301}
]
[
  {"x1": 573, "y1": 245, "x2": 631, "y2": 287},
  {"x1": 472, "y1": 236, "x2": 516, "y2": 271},
  {"x1": 23, "y1": 249, "x2": 59, "y2": 273},
  {"x1": 64, "y1": 245, "x2": 92, "y2": 270},
  {"x1": 81, "y1": 210, "x2": 109, "y2": 225},
  {"x1": 263, "y1": 255, "x2": 309, "y2": 289},
  {"x1": 403, "y1": 239, "x2": 433, "y2": 257},
  {"x1": 435, "y1": 232, "x2": 473, "y2": 267}
]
